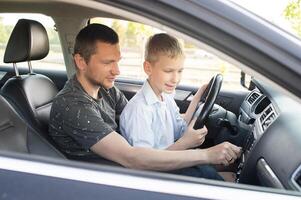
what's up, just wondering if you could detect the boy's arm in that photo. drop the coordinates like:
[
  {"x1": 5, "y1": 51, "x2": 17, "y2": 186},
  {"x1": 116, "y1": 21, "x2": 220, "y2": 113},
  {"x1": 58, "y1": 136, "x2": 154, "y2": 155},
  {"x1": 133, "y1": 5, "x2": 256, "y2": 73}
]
[
  {"x1": 166, "y1": 118, "x2": 207, "y2": 150},
  {"x1": 182, "y1": 84, "x2": 208, "y2": 124}
]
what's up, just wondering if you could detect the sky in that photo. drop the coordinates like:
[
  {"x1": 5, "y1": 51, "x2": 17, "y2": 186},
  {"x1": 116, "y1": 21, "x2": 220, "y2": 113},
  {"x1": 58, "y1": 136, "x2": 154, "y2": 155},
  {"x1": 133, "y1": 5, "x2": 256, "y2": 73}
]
[
  {"x1": 230, "y1": 0, "x2": 293, "y2": 30},
  {"x1": 230, "y1": 0, "x2": 289, "y2": 18}
]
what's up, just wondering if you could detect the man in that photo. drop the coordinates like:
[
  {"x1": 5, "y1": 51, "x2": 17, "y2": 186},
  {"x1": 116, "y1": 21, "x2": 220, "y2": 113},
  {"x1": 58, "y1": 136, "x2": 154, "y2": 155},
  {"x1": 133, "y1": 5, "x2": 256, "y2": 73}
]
[{"x1": 49, "y1": 24, "x2": 241, "y2": 172}]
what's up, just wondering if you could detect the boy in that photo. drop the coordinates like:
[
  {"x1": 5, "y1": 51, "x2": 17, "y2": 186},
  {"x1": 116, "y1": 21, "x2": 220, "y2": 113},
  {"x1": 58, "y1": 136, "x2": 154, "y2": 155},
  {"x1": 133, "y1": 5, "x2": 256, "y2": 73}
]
[{"x1": 120, "y1": 33, "x2": 223, "y2": 180}]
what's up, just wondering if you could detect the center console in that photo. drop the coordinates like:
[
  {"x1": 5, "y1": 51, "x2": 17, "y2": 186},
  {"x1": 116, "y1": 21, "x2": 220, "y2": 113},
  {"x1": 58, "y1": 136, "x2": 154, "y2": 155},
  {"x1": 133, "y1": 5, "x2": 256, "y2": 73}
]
[{"x1": 235, "y1": 90, "x2": 278, "y2": 182}]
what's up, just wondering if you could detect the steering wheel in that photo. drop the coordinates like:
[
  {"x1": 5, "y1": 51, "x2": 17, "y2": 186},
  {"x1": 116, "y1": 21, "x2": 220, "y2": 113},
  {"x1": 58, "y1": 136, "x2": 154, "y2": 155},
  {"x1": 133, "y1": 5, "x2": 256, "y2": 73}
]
[{"x1": 193, "y1": 74, "x2": 223, "y2": 129}]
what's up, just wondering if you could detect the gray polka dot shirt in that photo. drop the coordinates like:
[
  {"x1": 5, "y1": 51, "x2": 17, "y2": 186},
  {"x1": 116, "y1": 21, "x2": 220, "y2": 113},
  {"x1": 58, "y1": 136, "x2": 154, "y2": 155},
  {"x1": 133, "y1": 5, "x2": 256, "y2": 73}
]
[{"x1": 49, "y1": 75, "x2": 128, "y2": 158}]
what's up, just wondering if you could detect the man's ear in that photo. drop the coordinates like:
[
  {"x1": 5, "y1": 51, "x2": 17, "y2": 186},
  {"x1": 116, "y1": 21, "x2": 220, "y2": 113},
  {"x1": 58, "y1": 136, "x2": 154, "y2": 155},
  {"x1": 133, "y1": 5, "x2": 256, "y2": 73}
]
[
  {"x1": 143, "y1": 61, "x2": 152, "y2": 76},
  {"x1": 74, "y1": 54, "x2": 87, "y2": 71}
]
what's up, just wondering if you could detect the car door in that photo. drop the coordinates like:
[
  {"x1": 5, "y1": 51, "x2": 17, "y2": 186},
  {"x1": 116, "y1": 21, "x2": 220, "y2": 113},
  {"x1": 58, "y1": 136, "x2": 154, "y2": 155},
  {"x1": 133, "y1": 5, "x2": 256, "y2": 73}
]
[
  {"x1": 1, "y1": 152, "x2": 299, "y2": 200},
  {"x1": 0, "y1": 0, "x2": 301, "y2": 199}
]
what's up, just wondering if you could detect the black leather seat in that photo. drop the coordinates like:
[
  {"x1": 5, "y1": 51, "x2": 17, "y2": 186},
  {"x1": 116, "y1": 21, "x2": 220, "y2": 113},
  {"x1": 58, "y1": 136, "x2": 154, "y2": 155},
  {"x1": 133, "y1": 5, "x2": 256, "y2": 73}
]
[
  {"x1": 0, "y1": 95, "x2": 64, "y2": 158},
  {"x1": 0, "y1": 19, "x2": 58, "y2": 139}
]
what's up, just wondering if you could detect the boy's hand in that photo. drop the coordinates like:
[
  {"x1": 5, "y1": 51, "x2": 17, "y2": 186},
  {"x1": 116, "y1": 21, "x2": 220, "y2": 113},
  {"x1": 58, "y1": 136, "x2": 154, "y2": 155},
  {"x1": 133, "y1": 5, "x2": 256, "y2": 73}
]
[
  {"x1": 181, "y1": 118, "x2": 208, "y2": 149},
  {"x1": 195, "y1": 83, "x2": 209, "y2": 100}
]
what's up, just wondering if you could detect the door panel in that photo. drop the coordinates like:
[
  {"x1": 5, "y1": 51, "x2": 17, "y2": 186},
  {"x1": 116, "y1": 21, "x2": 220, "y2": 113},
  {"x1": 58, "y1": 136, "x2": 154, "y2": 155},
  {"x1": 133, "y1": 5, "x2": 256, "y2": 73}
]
[{"x1": 0, "y1": 167, "x2": 204, "y2": 200}]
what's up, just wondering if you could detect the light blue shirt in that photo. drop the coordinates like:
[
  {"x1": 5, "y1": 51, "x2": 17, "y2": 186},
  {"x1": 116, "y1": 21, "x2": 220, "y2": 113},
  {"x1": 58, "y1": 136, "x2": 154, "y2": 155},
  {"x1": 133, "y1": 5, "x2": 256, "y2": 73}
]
[{"x1": 120, "y1": 80, "x2": 187, "y2": 149}]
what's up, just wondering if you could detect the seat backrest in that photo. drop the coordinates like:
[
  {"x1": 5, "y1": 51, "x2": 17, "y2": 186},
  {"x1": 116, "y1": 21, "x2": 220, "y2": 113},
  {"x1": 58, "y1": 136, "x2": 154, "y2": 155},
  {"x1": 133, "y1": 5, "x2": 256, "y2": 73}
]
[
  {"x1": 0, "y1": 19, "x2": 58, "y2": 136},
  {"x1": 0, "y1": 95, "x2": 65, "y2": 158}
]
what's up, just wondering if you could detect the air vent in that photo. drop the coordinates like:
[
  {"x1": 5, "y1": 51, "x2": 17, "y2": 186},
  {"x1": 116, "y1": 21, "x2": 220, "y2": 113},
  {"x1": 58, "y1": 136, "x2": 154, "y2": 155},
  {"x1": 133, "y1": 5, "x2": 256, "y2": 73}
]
[
  {"x1": 296, "y1": 174, "x2": 301, "y2": 188},
  {"x1": 247, "y1": 92, "x2": 260, "y2": 105},
  {"x1": 292, "y1": 165, "x2": 301, "y2": 191},
  {"x1": 260, "y1": 105, "x2": 277, "y2": 131}
]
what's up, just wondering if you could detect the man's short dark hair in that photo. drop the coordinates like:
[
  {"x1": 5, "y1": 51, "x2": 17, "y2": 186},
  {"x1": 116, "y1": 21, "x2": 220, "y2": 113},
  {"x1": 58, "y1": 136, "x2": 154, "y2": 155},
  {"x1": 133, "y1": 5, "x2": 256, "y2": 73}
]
[{"x1": 74, "y1": 23, "x2": 119, "y2": 63}]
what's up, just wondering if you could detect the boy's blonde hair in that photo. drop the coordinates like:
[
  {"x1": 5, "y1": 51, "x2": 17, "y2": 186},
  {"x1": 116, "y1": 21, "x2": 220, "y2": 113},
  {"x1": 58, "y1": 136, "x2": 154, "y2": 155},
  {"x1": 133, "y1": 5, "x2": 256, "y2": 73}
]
[{"x1": 145, "y1": 33, "x2": 183, "y2": 63}]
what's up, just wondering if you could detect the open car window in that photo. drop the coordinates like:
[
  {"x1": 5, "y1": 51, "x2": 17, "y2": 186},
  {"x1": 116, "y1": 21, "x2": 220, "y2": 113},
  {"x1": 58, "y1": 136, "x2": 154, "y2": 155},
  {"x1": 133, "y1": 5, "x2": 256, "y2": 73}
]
[{"x1": 90, "y1": 17, "x2": 244, "y2": 90}]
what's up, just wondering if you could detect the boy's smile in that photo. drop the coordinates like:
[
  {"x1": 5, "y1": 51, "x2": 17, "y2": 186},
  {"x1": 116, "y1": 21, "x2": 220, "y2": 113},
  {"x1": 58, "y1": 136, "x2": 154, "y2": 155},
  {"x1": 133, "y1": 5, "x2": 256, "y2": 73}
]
[{"x1": 165, "y1": 83, "x2": 177, "y2": 90}]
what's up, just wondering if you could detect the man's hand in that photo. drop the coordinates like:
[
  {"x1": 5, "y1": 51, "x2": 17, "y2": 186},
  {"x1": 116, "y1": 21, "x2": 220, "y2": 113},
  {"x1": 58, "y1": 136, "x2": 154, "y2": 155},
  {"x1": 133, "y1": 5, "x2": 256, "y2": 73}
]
[
  {"x1": 180, "y1": 118, "x2": 208, "y2": 149},
  {"x1": 205, "y1": 142, "x2": 242, "y2": 166}
]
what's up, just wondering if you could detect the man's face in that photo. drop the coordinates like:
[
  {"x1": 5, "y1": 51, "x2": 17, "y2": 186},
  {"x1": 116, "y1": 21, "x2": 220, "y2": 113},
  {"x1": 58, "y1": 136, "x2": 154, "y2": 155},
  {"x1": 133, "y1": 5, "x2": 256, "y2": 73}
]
[
  {"x1": 145, "y1": 54, "x2": 184, "y2": 97},
  {"x1": 81, "y1": 41, "x2": 121, "y2": 89}
]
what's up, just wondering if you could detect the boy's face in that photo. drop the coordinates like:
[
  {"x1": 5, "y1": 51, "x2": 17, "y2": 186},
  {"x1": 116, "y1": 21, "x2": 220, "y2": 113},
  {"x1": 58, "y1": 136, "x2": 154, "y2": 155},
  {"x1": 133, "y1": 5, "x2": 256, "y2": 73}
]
[{"x1": 144, "y1": 54, "x2": 184, "y2": 97}]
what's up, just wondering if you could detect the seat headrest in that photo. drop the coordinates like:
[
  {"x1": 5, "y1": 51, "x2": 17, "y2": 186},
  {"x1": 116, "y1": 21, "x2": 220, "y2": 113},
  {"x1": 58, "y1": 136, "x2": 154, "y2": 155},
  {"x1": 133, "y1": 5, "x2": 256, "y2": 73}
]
[{"x1": 4, "y1": 19, "x2": 49, "y2": 63}]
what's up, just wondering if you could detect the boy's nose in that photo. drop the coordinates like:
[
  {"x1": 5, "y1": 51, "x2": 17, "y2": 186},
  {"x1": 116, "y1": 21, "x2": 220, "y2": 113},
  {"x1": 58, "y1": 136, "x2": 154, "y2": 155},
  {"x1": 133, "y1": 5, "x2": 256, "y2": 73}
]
[{"x1": 172, "y1": 73, "x2": 180, "y2": 83}]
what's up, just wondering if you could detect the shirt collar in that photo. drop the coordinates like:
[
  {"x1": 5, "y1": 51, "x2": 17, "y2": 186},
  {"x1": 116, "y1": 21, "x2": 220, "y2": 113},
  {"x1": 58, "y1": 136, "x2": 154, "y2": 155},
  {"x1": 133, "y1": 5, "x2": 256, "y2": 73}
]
[{"x1": 142, "y1": 80, "x2": 163, "y2": 105}]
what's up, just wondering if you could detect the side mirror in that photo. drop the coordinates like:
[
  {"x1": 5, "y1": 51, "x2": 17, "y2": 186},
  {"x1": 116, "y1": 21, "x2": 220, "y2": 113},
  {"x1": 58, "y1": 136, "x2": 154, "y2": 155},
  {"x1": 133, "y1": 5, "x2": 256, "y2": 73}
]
[
  {"x1": 240, "y1": 71, "x2": 246, "y2": 88},
  {"x1": 240, "y1": 71, "x2": 255, "y2": 90}
]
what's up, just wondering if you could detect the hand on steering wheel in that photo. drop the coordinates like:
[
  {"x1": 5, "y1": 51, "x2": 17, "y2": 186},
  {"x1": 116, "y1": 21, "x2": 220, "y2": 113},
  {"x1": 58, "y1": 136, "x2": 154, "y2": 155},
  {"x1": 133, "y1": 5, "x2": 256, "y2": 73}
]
[{"x1": 193, "y1": 74, "x2": 223, "y2": 129}]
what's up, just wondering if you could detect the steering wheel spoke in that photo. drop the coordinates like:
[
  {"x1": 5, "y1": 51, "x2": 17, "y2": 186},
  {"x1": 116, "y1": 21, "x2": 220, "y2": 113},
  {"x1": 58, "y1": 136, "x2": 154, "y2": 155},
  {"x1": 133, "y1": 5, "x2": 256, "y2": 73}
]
[{"x1": 193, "y1": 74, "x2": 223, "y2": 129}]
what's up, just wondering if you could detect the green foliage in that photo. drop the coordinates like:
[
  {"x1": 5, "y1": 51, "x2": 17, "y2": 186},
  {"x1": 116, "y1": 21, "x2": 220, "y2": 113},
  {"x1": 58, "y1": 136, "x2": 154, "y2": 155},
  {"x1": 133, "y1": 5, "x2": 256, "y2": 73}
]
[
  {"x1": 123, "y1": 21, "x2": 154, "y2": 48},
  {"x1": 111, "y1": 20, "x2": 127, "y2": 46},
  {"x1": 47, "y1": 27, "x2": 60, "y2": 45},
  {"x1": 284, "y1": 0, "x2": 301, "y2": 37},
  {"x1": 0, "y1": 17, "x2": 13, "y2": 44},
  {"x1": 91, "y1": 18, "x2": 157, "y2": 48},
  {"x1": 108, "y1": 19, "x2": 196, "y2": 50}
]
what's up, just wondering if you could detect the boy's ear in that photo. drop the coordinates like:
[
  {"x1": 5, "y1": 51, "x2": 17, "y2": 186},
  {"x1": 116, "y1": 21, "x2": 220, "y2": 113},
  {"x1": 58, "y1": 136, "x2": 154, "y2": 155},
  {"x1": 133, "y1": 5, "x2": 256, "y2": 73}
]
[
  {"x1": 143, "y1": 60, "x2": 152, "y2": 76},
  {"x1": 74, "y1": 54, "x2": 87, "y2": 71}
]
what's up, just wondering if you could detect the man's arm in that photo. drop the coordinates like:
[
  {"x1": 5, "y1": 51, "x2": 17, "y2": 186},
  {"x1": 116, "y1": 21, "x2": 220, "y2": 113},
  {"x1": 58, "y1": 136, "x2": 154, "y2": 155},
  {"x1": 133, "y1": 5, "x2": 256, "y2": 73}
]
[{"x1": 91, "y1": 131, "x2": 241, "y2": 171}]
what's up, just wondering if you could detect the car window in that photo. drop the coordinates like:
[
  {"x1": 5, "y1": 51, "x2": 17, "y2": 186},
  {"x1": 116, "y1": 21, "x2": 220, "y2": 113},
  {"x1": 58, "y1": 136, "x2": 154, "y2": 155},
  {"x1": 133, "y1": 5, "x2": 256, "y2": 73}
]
[
  {"x1": 90, "y1": 17, "x2": 243, "y2": 90},
  {"x1": 0, "y1": 13, "x2": 65, "y2": 71}
]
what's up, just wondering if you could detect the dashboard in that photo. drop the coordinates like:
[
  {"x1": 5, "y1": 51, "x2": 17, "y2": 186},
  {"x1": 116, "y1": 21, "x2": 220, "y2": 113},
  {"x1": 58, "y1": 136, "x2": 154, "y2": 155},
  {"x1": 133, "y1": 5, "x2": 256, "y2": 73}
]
[{"x1": 236, "y1": 80, "x2": 301, "y2": 191}]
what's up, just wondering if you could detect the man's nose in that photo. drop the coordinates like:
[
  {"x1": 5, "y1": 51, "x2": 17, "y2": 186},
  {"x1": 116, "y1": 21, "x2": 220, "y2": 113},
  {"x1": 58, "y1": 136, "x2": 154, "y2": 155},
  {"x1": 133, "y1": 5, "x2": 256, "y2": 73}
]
[{"x1": 112, "y1": 63, "x2": 120, "y2": 75}]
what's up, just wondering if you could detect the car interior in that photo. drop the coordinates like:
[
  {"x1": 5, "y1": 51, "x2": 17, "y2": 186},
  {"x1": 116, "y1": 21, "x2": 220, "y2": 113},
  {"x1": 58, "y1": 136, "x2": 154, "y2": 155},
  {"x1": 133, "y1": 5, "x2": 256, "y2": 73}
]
[
  {"x1": 1, "y1": 19, "x2": 59, "y2": 139},
  {"x1": 0, "y1": 0, "x2": 301, "y2": 195}
]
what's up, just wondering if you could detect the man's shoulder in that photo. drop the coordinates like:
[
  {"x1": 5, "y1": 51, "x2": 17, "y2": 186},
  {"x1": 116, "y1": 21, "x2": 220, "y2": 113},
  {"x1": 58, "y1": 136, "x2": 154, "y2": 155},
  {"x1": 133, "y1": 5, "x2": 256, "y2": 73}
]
[
  {"x1": 54, "y1": 89, "x2": 88, "y2": 103},
  {"x1": 53, "y1": 85, "x2": 92, "y2": 108}
]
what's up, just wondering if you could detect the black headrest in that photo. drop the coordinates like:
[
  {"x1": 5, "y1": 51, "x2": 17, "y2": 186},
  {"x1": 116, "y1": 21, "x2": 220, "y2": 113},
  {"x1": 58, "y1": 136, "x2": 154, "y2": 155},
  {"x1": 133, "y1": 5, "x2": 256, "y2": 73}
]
[{"x1": 4, "y1": 19, "x2": 49, "y2": 63}]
